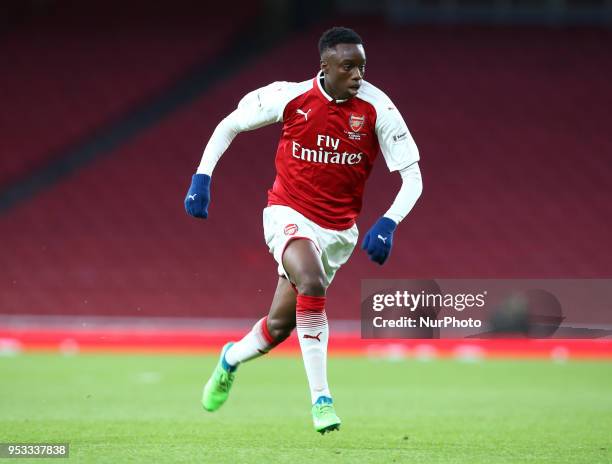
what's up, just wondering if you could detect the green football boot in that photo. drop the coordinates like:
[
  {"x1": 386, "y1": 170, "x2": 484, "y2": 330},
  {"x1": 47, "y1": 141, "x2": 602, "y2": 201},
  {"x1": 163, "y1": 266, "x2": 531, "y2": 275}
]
[
  {"x1": 202, "y1": 342, "x2": 236, "y2": 412},
  {"x1": 312, "y1": 396, "x2": 341, "y2": 434}
]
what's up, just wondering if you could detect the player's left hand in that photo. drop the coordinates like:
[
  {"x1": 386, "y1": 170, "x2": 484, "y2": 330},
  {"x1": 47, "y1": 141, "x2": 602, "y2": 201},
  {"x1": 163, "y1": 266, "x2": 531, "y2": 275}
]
[{"x1": 361, "y1": 217, "x2": 397, "y2": 265}]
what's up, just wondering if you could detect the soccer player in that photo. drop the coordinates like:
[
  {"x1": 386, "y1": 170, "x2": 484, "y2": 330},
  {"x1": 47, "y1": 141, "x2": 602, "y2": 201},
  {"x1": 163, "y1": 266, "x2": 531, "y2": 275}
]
[{"x1": 184, "y1": 27, "x2": 422, "y2": 434}]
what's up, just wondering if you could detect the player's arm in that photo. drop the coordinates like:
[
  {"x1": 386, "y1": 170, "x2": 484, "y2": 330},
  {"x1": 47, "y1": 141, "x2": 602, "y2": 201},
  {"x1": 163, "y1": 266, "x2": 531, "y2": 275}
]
[
  {"x1": 362, "y1": 101, "x2": 422, "y2": 264},
  {"x1": 184, "y1": 82, "x2": 288, "y2": 219}
]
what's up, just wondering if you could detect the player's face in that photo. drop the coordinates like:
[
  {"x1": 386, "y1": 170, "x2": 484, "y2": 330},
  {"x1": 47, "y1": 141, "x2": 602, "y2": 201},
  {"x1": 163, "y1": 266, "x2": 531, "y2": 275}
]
[{"x1": 320, "y1": 43, "x2": 366, "y2": 100}]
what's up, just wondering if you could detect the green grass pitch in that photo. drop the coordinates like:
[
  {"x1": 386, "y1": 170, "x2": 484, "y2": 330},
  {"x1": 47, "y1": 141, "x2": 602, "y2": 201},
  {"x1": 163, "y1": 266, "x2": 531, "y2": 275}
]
[{"x1": 1, "y1": 353, "x2": 611, "y2": 463}]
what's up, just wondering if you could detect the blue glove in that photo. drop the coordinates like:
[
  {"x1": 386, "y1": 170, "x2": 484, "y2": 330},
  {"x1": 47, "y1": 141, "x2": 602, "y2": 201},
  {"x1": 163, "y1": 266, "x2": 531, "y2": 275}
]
[
  {"x1": 184, "y1": 174, "x2": 211, "y2": 219},
  {"x1": 361, "y1": 217, "x2": 397, "y2": 265}
]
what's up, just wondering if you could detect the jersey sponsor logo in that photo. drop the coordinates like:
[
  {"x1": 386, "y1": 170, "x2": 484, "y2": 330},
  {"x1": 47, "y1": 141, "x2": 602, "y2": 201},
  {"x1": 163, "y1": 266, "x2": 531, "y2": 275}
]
[
  {"x1": 349, "y1": 113, "x2": 365, "y2": 132},
  {"x1": 284, "y1": 224, "x2": 298, "y2": 236},
  {"x1": 296, "y1": 108, "x2": 311, "y2": 121},
  {"x1": 292, "y1": 141, "x2": 363, "y2": 165}
]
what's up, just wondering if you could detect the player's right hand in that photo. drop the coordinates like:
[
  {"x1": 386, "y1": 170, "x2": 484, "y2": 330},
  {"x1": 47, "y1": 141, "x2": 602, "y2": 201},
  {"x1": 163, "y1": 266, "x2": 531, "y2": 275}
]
[{"x1": 184, "y1": 174, "x2": 211, "y2": 219}]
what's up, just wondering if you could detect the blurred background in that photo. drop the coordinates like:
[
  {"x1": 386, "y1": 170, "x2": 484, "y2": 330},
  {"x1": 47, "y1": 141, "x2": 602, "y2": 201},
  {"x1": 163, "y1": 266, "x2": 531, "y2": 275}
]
[{"x1": 0, "y1": 0, "x2": 611, "y2": 353}]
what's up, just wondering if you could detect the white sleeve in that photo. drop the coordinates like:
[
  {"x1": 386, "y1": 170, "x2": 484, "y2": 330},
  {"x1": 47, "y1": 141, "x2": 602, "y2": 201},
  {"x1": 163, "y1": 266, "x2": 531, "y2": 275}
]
[
  {"x1": 376, "y1": 103, "x2": 420, "y2": 172},
  {"x1": 196, "y1": 82, "x2": 296, "y2": 175},
  {"x1": 383, "y1": 162, "x2": 423, "y2": 224}
]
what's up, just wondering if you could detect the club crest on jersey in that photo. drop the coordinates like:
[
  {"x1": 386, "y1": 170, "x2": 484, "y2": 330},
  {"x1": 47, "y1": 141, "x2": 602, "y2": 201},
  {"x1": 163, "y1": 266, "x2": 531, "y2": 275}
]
[
  {"x1": 349, "y1": 113, "x2": 365, "y2": 133},
  {"x1": 284, "y1": 224, "x2": 298, "y2": 236}
]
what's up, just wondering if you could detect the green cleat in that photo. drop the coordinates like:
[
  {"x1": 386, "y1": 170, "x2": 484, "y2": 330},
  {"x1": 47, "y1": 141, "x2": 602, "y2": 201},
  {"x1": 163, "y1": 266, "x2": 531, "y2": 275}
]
[
  {"x1": 311, "y1": 396, "x2": 341, "y2": 434},
  {"x1": 202, "y1": 342, "x2": 236, "y2": 412}
]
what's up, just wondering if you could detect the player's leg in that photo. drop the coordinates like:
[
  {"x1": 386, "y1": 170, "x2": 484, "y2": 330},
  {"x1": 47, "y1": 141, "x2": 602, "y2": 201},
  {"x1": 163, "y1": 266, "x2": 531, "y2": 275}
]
[
  {"x1": 224, "y1": 276, "x2": 296, "y2": 367},
  {"x1": 283, "y1": 238, "x2": 329, "y2": 400},
  {"x1": 266, "y1": 276, "x2": 297, "y2": 341},
  {"x1": 202, "y1": 277, "x2": 296, "y2": 412},
  {"x1": 282, "y1": 238, "x2": 341, "y2": 433}
]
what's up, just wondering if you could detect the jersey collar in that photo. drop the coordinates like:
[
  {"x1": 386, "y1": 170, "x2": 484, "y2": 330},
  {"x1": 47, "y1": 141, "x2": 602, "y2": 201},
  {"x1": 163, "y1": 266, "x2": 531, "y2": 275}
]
[{"x1": 315, "y1": 71, "x2": 349, "y2": 104}]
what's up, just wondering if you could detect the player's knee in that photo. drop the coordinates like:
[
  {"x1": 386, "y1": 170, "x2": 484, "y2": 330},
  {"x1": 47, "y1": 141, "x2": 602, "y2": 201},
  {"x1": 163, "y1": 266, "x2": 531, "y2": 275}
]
[
  {"x1": 295, "y1": 273, "x2": 328, "y2": 297},
  {"x1": 267, "y1": 316, "x2": 295, "y2": 343}
]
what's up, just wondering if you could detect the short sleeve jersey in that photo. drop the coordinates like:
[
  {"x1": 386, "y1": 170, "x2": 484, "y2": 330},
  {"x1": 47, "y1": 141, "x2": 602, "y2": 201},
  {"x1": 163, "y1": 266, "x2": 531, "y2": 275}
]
[{"x1": 236, "y1": 72, "x2": 419, "y2": 230}]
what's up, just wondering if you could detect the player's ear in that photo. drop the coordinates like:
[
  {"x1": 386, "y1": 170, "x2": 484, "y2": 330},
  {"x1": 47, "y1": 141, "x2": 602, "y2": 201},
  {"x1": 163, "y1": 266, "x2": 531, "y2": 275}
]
[{"x1": 320, "y1": 59, "x2": 329, "y2": 74}]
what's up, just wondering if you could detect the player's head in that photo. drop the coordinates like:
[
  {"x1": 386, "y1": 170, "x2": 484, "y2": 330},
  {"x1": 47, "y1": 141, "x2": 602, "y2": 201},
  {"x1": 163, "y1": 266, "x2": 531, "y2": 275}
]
[{"x1": 319, "y1": 27, "x2": 365, "y2": 100}]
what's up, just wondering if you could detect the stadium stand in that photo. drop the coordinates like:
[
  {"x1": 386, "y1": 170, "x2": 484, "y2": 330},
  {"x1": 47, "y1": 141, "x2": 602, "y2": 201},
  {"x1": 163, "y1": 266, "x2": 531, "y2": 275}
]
[
  {"x1": 0, "y1": 0, "x2": 260, "y2": 187},
  {"x1": 1, "y1": 21, "x2": 611, "y2": 319}
]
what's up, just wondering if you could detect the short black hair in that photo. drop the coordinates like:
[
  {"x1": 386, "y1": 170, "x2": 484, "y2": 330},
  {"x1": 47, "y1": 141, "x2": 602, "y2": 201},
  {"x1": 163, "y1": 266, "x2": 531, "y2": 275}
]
[{"x1": 318, "y1": 27, "x2": 363, "y2": 55}]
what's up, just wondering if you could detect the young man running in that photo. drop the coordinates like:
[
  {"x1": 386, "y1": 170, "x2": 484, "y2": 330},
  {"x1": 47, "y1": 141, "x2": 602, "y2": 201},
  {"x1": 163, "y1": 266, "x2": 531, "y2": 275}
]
[{"x1": 184, "y1": 27, "x2": 423, "y2": 434}]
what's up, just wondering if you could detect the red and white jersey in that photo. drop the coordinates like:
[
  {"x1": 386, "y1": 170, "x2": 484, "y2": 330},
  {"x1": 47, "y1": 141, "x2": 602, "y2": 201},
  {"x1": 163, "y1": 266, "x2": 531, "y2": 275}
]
[{"x1": 232, "y1": 72, "x2": 419, "y2": 230}]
